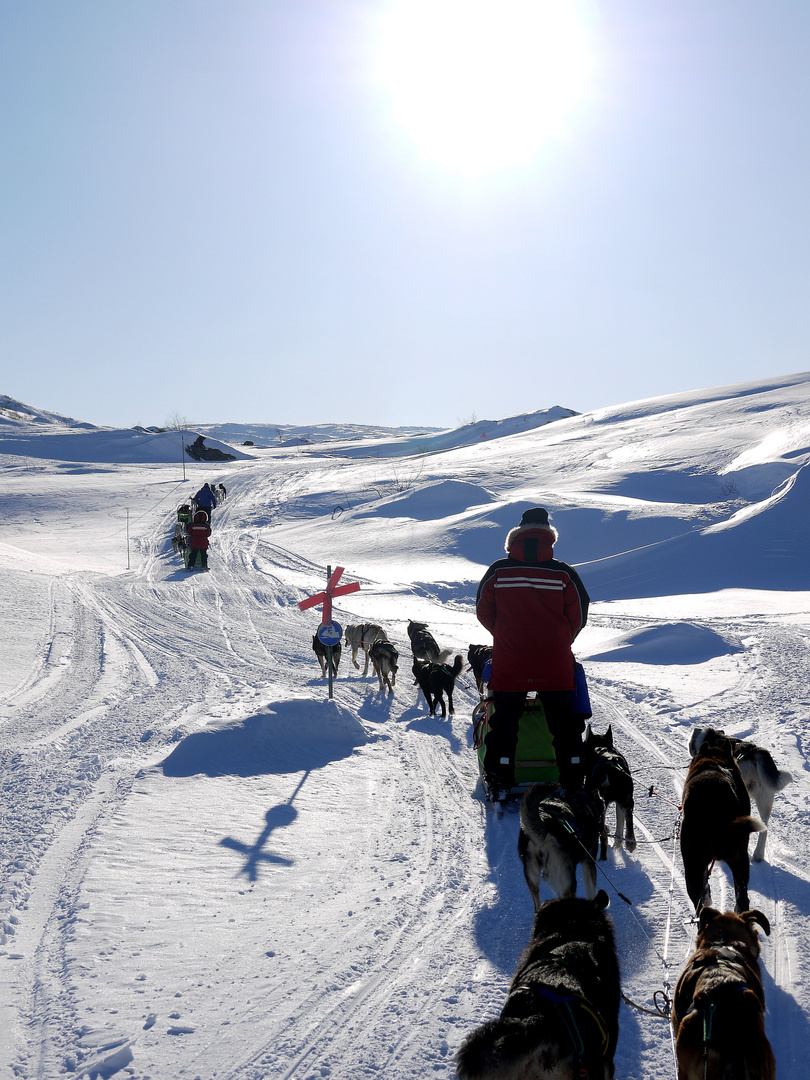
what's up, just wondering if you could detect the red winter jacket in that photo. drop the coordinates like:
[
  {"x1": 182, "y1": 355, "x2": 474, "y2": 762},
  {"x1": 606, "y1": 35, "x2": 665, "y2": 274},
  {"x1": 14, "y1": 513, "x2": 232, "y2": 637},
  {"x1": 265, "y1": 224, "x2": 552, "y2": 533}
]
[
  {"x1": 187, "y1": 520, "x2": 211, "y2": 550},
  {"x1": 475, "y1": 526, "x2": 589, "y2": 692}
]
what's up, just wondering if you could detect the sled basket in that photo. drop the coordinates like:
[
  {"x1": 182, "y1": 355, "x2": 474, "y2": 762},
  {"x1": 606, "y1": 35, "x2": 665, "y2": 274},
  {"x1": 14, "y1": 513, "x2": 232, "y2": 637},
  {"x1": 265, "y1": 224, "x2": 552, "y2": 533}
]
[{"x1": 473, "y1": 696, "x2": 559, "y2": 793}]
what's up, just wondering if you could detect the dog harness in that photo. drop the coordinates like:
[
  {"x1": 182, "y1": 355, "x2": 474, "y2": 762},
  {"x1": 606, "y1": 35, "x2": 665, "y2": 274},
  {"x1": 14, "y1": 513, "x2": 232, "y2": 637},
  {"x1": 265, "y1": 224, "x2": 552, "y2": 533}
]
[
  {"x1": 372, "y1": 642, "x2": 398, "y2": 660},
  {"x1": 681, "y1": 945, "x2": 754, "y2": 1066},
  {"x1": 509, "y1": 981, "x2": 610, "y2": 1079}
]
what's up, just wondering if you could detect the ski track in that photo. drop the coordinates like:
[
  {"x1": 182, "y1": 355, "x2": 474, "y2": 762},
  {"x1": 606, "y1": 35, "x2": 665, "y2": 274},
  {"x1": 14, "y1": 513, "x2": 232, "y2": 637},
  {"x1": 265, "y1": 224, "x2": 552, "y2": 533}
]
[{"x1": 2, "y1": 468, "x2": 809, "y2": 1078}]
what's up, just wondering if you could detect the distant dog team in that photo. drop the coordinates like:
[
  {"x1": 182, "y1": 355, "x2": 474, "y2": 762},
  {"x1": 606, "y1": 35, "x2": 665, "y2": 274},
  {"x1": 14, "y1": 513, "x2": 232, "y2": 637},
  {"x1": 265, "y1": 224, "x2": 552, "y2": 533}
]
[{"x1": 309, "y1": 618, "x2": 461, "y2": 712}]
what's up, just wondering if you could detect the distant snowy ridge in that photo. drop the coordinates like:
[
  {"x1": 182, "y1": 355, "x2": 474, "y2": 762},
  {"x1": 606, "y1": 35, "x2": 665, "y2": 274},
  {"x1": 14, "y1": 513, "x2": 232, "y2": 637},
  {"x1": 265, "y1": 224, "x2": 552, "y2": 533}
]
[
  {"x1": 197, "y1": 407, "x2": 576, "y2": 451},
  {"x1": 0, "y1": 399, "x2": 578, "y2": 463},
  {"x1": 0, "y1": 395, "x2": 99, "y2": 431},
  {"x1": 303, "y1": 406, "x2": 579, "y2": 459}
]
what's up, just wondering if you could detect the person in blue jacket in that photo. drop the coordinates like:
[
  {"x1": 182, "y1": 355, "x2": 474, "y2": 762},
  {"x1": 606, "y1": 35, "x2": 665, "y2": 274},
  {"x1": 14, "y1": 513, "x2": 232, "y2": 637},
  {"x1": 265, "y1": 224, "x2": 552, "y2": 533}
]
[{"x1": 193, "y1": 483, "x2": 217, "y2": 517}]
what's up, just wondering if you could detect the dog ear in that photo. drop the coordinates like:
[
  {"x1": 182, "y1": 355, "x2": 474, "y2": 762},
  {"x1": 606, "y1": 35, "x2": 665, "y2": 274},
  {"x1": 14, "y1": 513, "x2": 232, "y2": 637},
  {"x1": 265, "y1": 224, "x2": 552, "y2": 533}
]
[
  {"x1": 743, "y1": 910, "x2": 771, "y2": 936},
  {"x1": 698, "y1": 907, "x2": 721, "y2": 933},
  {"x1": 594, "y1": 889, "x2": 610, "y2": 911},
  {"x1": 605, "y1": 725, "x2": 613, "y2": 747}
]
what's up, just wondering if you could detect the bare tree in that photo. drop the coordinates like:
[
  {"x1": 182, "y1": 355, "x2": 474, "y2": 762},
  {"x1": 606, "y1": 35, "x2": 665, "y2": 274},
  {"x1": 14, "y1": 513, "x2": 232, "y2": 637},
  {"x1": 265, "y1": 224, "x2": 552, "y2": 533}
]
[{"x1": 164, "y1": 412, "x2": 190, "y2": 432}]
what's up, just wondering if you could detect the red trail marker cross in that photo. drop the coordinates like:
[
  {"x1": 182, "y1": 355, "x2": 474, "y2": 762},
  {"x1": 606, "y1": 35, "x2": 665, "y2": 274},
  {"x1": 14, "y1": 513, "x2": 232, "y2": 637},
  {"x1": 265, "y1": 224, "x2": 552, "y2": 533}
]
[{"x1": 298, "y1": 565, "x2": 360, "y2": 625}]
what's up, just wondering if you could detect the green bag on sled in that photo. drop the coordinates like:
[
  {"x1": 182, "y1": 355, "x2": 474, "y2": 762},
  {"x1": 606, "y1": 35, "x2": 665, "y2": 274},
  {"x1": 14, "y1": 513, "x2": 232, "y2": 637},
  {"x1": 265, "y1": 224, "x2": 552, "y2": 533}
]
[{"x1": 472, "y1": 695, "x2": 559, "y2": 791}]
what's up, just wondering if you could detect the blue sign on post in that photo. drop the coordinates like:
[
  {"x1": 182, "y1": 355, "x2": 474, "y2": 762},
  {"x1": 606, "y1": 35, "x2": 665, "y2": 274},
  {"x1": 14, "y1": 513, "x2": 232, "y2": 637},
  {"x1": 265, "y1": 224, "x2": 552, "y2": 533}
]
[{"x1": 317, "y1": 621, "x2": 342, "y2": 647}]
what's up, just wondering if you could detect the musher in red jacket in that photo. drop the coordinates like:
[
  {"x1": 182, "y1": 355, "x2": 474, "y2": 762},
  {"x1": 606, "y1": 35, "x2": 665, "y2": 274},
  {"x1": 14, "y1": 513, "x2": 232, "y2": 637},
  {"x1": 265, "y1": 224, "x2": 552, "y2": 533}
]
[
  {"x1": 475, "y1": 506, "x2": 590, "y2": 800},
  {"x1": 187, "y1": 510, "x2": 212, "y2": 570}
]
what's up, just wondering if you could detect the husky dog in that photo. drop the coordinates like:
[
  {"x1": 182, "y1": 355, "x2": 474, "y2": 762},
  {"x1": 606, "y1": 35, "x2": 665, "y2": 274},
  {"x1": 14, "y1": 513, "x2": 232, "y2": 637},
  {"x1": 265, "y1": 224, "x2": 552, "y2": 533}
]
[
  {"x1": 681, "y1": 732, "x2": 765, "y2": 913},
  {"x1": 412, "y1": 653, "x2": 463, "y2": 717},
  {"x1": 407, "y1": 620, "x2": 441, "y2": 662},
  {"x1": 344, "y1": 623, "x2": 386, "y2": 676},
  {"x1": 689, "y1": 726, "x2": 792, "y2": 862},
  {"x1": 311, "y1": 634, "x2": 341, "y2": 678},
  {"x1": 467, "y1": 644, "x2": 493, "y2": 697},
  {"x1": 369, "y1": 637, "x2": 398, "y2": 694},
  {"x1": 672, "y1": 906, "x2": 774, "y2": 1080},
  {"x1": 456, "y1": 890, "x2": 620, "y2": 1080},
  {"x1": 171, "y1": 523, "x2": 187, "y2": 555},
  {"x1": 583, "y1": 725, "x2": 636, "y2": 859},
  {"x1": 518, "y1": 784, "x2": 604, "y2": 911}
]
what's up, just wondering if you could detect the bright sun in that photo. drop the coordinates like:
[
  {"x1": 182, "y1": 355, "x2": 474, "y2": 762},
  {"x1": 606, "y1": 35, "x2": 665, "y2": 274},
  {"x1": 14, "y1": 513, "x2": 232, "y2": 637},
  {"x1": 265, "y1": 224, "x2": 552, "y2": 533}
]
[{"x1": 374, "y1": 0, "x2": 593, "y2": 177}]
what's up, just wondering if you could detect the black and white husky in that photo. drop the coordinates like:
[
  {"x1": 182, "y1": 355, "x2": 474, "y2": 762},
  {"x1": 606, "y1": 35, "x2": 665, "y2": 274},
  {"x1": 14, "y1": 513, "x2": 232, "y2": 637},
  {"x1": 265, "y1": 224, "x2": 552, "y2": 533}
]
[
  {"x1": 518, "y1": 784, "x2": 604, "y2": 911},
  {"x1": 369, "y1": 637, "x2": 398, "y2": 694},
  {"x1": 344, "y1": 623, "x2": 386, "y2": 676},
  {"x1": 457, "y1": 891, "x2": 620, "y2": 1080},
  {"x1": 689, "y1": 726, "x2": 792, "y2": 862}
]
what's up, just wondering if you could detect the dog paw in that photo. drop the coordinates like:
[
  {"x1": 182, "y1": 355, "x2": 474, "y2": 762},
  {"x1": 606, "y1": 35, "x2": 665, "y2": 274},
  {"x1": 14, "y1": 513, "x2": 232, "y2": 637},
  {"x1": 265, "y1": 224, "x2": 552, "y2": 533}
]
[{"x1": 625, "y1": 838, "x2": 637, "y2": 853}]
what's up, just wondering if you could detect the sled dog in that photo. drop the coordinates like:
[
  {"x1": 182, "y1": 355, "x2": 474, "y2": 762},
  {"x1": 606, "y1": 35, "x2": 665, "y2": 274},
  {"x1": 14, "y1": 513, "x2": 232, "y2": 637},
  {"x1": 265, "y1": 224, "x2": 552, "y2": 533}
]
[
  {"x1": 680, "y1": 732, "x2": 765, "y2": 913},
  {"x1": 689, "y1": 726, "x2": 792, "y2": 862},
  {"x1": 672, "y1": 906, "x2": 774, "y2": 1080},
  {"x1": 412, "y1": 653, "x2": 463, "y2": 717},
  {"x1": 369, "y1": 637, "x2": 398, "y2": 694},
  {"x1": 344, "y1": 623, "x2": 386, "y2": 676},
  {"x1": 584, "y1": 725, "x2": 636, "y2": 859},
  {"x1": 518, "y1": 784, "x2": 604, "y2": 911},
  {"x1": 407, "y1": 620, "x2": 440, "y2": 663},
  {"x1": 311, "y1": 634, "x2": 341, "y2": 678},
  {"x1": 467, "y1": 644, "x2": 493, "y2": 697},
  {"x1": 456, "y1": 890, "x2": 620, "y2": 1080}
]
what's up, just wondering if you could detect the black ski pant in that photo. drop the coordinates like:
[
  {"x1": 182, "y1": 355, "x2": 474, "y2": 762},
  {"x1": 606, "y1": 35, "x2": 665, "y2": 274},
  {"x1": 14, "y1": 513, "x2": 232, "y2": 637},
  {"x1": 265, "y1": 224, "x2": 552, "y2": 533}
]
[
  {"x1": 187, "y1": 548, "x2": 208, "y2": 569},
  {"x1": 483, "y1": 689, "x2": 586, "y2": 790}
]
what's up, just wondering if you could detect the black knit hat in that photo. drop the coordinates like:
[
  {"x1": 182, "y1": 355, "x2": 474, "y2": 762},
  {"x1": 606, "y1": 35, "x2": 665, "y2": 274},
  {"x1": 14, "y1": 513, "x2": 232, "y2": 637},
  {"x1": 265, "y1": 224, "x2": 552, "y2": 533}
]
[{"x1": 519, "y1": 506, "x2": 550, "y2": 528}]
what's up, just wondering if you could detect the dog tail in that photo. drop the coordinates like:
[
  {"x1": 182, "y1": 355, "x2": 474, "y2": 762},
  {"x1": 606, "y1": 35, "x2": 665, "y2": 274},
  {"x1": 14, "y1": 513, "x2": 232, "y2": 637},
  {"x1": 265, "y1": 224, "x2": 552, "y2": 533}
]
[
  {"x1": 456, "y1": 1017, "x2": 549, "y2": 1080},
  {"x1": 451, "y1": 653, "x2": 463, "y2": 676},
  {"x1": 729, "y1": 815, "x2": 767, "y2": 844},
  {"x1": 774, "y1": 768, "x2": 793, "y2": 792}
]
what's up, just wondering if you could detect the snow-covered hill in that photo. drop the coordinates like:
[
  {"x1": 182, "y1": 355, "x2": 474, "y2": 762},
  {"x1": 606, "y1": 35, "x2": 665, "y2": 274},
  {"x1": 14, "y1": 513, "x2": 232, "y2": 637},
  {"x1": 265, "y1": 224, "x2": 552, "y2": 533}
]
[{"x1": 1, "y1": 374, "x2": 809, "y2": 1079}]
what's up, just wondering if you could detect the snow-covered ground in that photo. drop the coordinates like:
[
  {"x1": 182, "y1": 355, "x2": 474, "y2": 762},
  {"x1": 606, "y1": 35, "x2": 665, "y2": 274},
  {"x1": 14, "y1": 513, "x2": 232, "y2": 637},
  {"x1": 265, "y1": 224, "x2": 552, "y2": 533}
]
[{"x1": 2, "y1": 374, "x2": 810, "y2": 1080}]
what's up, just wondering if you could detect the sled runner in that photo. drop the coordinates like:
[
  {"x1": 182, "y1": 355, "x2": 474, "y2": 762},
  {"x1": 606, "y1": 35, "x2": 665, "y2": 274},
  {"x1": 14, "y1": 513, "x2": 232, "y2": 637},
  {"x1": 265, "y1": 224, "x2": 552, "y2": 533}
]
[{"x1": 472, "y1": 695, "x2": 559, "y2": 805}]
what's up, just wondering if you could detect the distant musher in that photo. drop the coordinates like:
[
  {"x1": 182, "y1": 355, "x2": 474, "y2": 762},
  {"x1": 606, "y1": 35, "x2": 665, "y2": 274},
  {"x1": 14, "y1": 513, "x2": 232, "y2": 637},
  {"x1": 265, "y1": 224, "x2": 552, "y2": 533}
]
[{"x1": 192, "y1": 483, "x2": 217, "y2": 517}]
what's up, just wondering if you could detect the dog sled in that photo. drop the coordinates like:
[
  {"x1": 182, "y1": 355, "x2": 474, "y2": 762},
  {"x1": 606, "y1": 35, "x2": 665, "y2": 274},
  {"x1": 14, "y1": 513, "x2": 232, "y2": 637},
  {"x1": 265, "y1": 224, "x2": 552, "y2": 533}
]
[{"x1": 472, "y1": 695, "x2": 559, "y2": 805}]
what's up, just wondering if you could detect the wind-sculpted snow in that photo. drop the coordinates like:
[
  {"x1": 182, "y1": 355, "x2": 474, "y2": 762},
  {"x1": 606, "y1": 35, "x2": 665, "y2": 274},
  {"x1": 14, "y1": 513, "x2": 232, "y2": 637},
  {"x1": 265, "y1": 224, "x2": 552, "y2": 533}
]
[
  {"x1": 352, "y1": 479, "x2": 496, "y2": 521},
  {"x1": 583, "y1": 464, "x2": 810, "y2": 599},
  {"x1": 586, "y1": 622, "x2": 742, "y2": 664}
]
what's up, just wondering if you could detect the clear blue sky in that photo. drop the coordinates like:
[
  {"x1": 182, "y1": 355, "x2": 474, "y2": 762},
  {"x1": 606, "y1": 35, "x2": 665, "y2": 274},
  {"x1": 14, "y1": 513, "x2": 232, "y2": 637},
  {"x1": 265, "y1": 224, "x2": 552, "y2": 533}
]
[{"x1": 2, "y1": 1, "x2": 809, "y2": 429}]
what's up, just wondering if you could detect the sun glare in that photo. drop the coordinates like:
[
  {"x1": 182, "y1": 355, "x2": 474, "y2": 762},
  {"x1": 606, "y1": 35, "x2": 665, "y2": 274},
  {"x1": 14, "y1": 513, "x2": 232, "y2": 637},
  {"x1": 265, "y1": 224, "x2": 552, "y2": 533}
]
[{"x1": 374, "y1": 0, "x2": 593, "y2": 177}]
